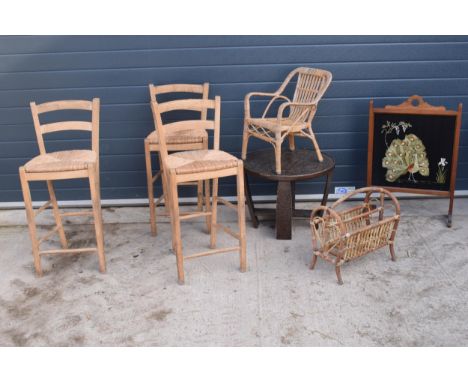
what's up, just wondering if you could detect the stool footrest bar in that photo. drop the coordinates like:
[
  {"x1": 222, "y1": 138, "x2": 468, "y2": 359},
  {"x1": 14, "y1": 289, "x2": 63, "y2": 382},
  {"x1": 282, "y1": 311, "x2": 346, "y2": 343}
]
[
  {"x1": 39, "y1": 247, "x2": 97, "y2": 256},
  {"x1": 185, "y1": 246, "x2": 240, "y2": 259},
  {"x1": 154, "y1": 194, "x2": 165, "y2": 207},
  {"x1": 34, "y1": 200, "x2": 52, "y2": 216},
  {"x1": 60, "y1": 210, "x2": 93, "y2": 217},
  {"x1": 214, "y1": 223, "x2": 240, "y2": 240},
  {"x1": 179, "y1": 211, "x2": 212, "y2": 221},
  {"x1": 151, "y1": 170, "x2": 162, "y2": 183},
  {"x1": 218, "y1": 197, "x2": 237, "y2": 211},
  {"x1": 38, "y1": 225, "x2": 60, "y2": 244}
]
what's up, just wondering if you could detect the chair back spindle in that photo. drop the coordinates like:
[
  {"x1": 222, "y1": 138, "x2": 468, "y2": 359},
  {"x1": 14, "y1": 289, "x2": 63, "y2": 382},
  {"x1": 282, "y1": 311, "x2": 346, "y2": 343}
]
[{"x1": 289, "y1": 68, "x2": 332, "y2": 123}]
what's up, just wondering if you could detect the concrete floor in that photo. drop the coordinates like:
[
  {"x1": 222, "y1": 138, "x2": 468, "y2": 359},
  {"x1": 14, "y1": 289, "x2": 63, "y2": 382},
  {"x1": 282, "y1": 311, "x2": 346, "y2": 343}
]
[{"x1": 0, "y1": 198, "x2": 467, "y2": 346}]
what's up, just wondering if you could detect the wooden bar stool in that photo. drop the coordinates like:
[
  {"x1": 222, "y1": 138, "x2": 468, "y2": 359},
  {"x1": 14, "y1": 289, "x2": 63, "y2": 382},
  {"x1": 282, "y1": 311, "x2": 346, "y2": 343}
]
[
  {"x1": 145, "y1": 83, "x2": 210, "y2": 236},
  {"x1": 18, "y1": 99, "x2": 105, "y2": 276},
  {"x1": 151, "y1": 96, "x2": 247, "y2": 284}
]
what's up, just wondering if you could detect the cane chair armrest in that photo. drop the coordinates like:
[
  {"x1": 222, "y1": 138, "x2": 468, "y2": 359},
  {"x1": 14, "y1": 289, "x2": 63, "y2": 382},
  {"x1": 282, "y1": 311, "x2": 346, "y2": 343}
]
[
  {"x1": 260, "y1": 94, "x2": 291, "y2": 119},
  {"x1": 277, "y1": 101, "x2": 317, "y2": 117},
  {"x1": 244, "y1": 92, "x2": 290, "y2": 119},
  {"x1": 275, "y1": 102, "x2": 317, "y2": 132}
]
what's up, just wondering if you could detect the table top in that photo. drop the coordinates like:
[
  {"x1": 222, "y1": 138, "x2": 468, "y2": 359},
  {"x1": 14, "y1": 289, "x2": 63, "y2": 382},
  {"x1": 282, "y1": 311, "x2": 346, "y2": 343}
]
[{"x1": 244, "y1": 149, "x2": 335, "y2": 181}]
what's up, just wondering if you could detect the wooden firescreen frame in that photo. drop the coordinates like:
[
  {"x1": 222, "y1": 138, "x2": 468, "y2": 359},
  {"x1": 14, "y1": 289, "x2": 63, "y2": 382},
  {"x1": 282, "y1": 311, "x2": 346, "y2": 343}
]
[{"x1": 367, "y1": 95, "x2": 462, "y2": 227}]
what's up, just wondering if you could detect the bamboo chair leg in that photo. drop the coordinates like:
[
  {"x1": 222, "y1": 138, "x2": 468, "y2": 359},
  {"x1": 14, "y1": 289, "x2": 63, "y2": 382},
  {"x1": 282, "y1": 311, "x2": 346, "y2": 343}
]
[
  {"x1": 197, "y1": 181, "x2": 203, "y2": 212},
  {"x1": 236, "y1": 163, "x2": 247, "y2": 272},
  {"x1": 241, "y1": 122, "x2": 250, "y2": 160},
  {"x1": 288, "y1": 133, "x2": 296, "y2": 151},
  {"x1": 274, "y1": 134, "x2": 283, "y2": 175},
  {"x1": 310, "y1": 254, "x2": 318, "y2": 269},
  {"x1": 335, "y1": 265, "x2": 344, "y2": 285},
  {"x1": 389, "y1": 244, "x2": 396, "y2": 261},
  {"x1": 169, "y1": 173, "x2": 184, "y2": 284},
  {"x1": 306, "y1": 127, "x2": 324, "y2": 162},
  {"x1": 204, "y1": 179, "x2": 211, "y2": 233},
  {"x1": 89, "y1": 166, "x2": 106, "y2": 273},
  {"x1": 210, "y1": 178, "x2": 219, "y2": 249},
  {"x1": 19, "y1": 167, "x2": 42, "y2": 276},
  {"x1": 46, "y1": 180, "x2": 68, "y2": 249},
  {"x1": 145, "y1": 141, "x2": 157, "y2": 236}
]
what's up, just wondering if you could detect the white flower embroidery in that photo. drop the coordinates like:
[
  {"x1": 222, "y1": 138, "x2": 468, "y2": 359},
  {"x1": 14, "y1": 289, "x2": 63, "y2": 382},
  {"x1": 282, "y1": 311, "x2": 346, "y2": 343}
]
[{"x1": 438, "y1": 158, "x2": 448, "y2": 167}]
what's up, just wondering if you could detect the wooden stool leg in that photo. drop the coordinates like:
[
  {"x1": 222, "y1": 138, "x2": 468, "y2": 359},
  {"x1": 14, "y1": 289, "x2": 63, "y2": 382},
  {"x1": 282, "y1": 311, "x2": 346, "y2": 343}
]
[
  {"x1": 241, "y1": 122, "x2": 250, "y2": 160},
  {"x1": 145, "y1": 141, "x2": 157, "y2": 236},
  {"x1": 19, "y1": 168, "x2": 42, "y2": 275},
  {"x1": 162, "y1": 171, "x2": 176, "y2": 254},
  {"x1": 202, "y1": 137, "x2": 211, "y2": 233},
  {"x1": 236, "y1": 163, "x2": 247, "y2": 272},
  {"x1": 204, "y1": 179, "x2": 211, "y2": 233},
  {"x1": 210, "y1": 178, "x2": 219, "y2": 249},
  {"x1": 158, "y1": 152, "x2": 170, "y2": 214},
  {"x1": 197, "y1": 181, "x2": 203, "y2": 212},
  {"x1": 307, "y1": 126, "x2": 324, "y2": 162},
  {"x1": 274, "y1": 134, "x2": 282, "y2": 175},
  {"x1": 46, "y1": 180, "x2": 68, "y2": 249},
  {"x1": 89, "y1": 167, "x2": 106, "y2": 273},
  {"x1": 96, "y1": 162, "x2": 102, "y2": 205},
  {"x1": 169, "y1": 173, "x2": 184, "y2": 284}
]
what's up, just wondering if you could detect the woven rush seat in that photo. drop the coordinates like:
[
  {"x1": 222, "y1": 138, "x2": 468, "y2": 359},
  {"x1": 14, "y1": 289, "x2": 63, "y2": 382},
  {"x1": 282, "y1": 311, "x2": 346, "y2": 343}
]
[
  {"x1": 146, "y1": 129, "x2": 207, "y2": 145},
  {"x1": 246, "y1": 117, "x2": 307, "y2": 132},
  {"x1": 166, "y1": 149, "x2": 238, "y2": 175},
  {"x1": 24, "y1": 150, "x2": 97, "y2": 173}
]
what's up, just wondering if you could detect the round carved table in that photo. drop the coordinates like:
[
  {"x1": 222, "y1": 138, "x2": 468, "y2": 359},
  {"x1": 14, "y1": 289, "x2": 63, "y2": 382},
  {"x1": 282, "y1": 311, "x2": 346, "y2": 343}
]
[{"x1": 244, "y1": 149, "x2": 335, "y2": 240}]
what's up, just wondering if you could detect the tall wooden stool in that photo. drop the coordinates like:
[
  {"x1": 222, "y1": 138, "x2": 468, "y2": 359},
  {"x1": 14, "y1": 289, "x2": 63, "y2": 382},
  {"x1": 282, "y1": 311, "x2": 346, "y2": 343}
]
[
  {"x1": 19, "y1": 99, "x2": 105, "y2": 276},
  {"x1": 146, "y1": 83, "x2": 210, "y2": 236},
  {"x1": 151, "y1": 96, "x2": 247, "y2": 284}
]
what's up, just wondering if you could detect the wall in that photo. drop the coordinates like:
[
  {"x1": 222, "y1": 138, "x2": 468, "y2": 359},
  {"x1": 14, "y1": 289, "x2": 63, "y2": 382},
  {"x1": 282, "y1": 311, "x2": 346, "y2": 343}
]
[{"x1": 1, "y1": 36, "x2": 467, "y2": 202}]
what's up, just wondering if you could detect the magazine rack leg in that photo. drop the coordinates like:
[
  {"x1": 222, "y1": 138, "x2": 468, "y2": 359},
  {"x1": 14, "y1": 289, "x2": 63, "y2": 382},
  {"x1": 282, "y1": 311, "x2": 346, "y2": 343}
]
[{"x1": 335, "y1": 265, "x2": 343, "y2": 285}]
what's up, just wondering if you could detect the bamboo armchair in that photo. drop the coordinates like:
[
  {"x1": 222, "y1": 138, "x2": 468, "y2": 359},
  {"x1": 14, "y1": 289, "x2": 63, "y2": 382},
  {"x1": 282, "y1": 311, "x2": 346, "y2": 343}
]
[
  {"x1": 310, "y1": 187, "x2": 400, "y2": 284},
  {"x1": 242, "y1": 67, "x2": 332, "y2": 174},
  {"x1": 151, "y1": 97, "x2": 246, "y2": 285},
  {"x1": 146, "y1": 83, "x2": 210, "y2": 236},
  {"x1": 19, "y1": 99, "x2": 105, "y2": 276}
]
